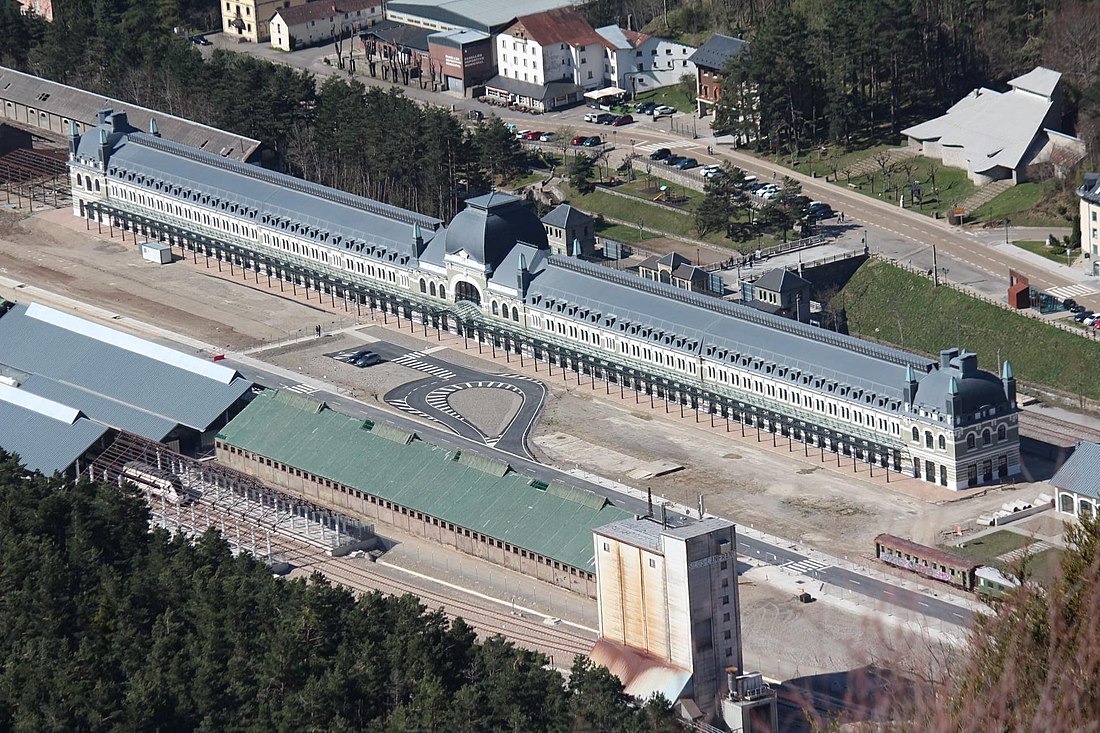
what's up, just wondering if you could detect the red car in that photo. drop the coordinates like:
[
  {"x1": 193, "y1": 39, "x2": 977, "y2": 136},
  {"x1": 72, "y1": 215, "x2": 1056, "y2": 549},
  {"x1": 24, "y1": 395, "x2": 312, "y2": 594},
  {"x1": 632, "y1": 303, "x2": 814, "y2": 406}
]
[
  {"x1": 571, "y1": 135, "x2": 588, "y2": 145},
  {"x1": 610, "y1": 114, "x2": 634, "y2": 126},
  {"x1": 524, "y1": 130, "x2": 543, "y2": 140}
]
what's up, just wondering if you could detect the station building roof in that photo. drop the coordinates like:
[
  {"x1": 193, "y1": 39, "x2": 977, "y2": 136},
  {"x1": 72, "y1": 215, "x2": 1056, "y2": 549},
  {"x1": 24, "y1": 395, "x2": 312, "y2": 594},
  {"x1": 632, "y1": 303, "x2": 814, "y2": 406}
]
[
  {"x1": 1050, "y1": 441, "x2": 1100, "y2": 501},
  {"x1": 0, "y1": 302, "x2": 251, "y2": 439},
  {"x1": 0, "y1": 381, "x2": 109, "y2": 475},
  {"x1": 0, "y1": 65, "x2": 262, "y2": 162},
  {"x1": 216, "y1": 390, "x2": 633, "y2": 571}
]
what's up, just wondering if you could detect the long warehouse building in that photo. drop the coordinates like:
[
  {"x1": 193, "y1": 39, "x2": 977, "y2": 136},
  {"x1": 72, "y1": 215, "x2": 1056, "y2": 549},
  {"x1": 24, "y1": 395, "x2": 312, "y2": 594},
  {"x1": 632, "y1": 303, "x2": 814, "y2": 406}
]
[{"x1": 67, "y1": 109, "x2": 1021, "y2": 491}]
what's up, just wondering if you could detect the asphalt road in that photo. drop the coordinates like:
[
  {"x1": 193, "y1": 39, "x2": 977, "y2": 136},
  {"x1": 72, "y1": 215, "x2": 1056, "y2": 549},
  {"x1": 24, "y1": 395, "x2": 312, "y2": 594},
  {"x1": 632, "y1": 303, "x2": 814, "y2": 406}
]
[{"x1": 228, "y1": 340, "x2": 978, "y2": 629}]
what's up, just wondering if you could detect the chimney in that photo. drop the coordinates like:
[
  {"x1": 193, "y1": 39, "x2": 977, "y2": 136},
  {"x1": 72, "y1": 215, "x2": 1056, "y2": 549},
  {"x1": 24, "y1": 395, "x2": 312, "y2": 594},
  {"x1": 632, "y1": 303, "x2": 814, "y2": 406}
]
[
  {"x1": 516, "y1": 252, "x2": 530, "y2": 297},
  {"x1": 96, "y1": 108, "x2": 112, "y2": 125},
  {"x1": 412, "y1": 222, "x2": 424, "y2": 255},
  {"x1": 958, "y1": 351, "x2": 977, "y2": 377},
  {"x1": 110, "y1": 111, "x2": 129, "y2": 132},
  {"x1": 1002, "y1": 360, "x2": 1016, "y2": 405},
  {"x1": 902, "y1": 363, "x2": 919, "y2": 405},
  {"x1": 660, "y1": 502, "x2": 668, "y2": 528},
  {"x1": 97, "y1": 128, "x2": 111, "y2": 167},
  {"x1": 939, "y1": 348, "x2": 960, "y2": 369},
  {"x1": 148, "y1": 118, "x2": 160, "y2": 137},
  {"x1": 67, "y1": 120, "x2": 79, "y2": 157}
]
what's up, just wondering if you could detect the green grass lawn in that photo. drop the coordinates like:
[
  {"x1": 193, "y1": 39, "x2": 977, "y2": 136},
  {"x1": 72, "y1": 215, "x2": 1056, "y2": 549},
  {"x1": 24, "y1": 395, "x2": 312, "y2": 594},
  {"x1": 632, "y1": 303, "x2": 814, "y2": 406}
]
[
  {"x1": 634, "y1": 85, "x2": 696, "y2": 114},
  {"x1": 1012, "y1": 239, "x2": 1077, "y2": 265},
  {"x1": 946, "y1": 531, "x2": 1032, "y2": 565},
  {"x1": 969, "y1": 181, "x2": 1073, "y2": 227},
  {"x1": 594, "y1": 220, "x2": 657, "y2": 244},
  {"x1": 830, "y1": 258, "x2": 1100, "y2": 399},
  {"x1": 833, "y1": 156, "x2": 978, "y2": 218},
  {"x1": 754, "y1": 142, "x2": 894, "y2": 180}
]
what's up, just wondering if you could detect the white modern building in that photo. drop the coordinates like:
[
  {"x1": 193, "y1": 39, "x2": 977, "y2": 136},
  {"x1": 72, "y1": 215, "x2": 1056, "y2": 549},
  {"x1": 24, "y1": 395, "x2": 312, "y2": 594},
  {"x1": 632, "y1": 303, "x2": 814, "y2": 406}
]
[
  {"x1": 66, "y1": 109, "x2": 1022, "y2": 491},
  {"x1": 595, "y1": 25, "x2": 696, "y2": 96},
  {"x1": 902, "y1": 66, "x2": 1086, "y2": 185},
  {"x1": 269, "y1": 0, "x2": 383, "y2": 51},
  {"x1": 1078, "y1": 172, "x2": 1100, "y2": 273}
]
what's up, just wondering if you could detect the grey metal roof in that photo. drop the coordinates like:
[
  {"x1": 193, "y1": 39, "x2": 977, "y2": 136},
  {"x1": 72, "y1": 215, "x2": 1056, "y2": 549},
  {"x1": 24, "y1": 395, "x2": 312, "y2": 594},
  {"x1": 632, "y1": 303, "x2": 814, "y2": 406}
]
[
  {"x1": 0, "y1": 303, "x2": 251, "y2": 433},
  {"x1": 428, "y1": 27, "x2": 490, "y2": 47},
  {"x1": 901, "y1": 67, "x2": 1064, "y2": 175},
  {"x1": 483, "y1": 74, "x2": 583, "y2": 102},
  {"x1": 526, "y1": 256, "x2": 934, "y2": 403},
  {"x1": 541, "y1": 203, "x2": 592, "y2": 229},
  {"x1": 437, "y1": 192, "x2": 548, "y2": 269},
  {"x1": 361, "y1": 20, "x2": 433, "y2": 52},
  {"x1": 688, "y1": 33, "x2": 748, "y2": 71},
  {"x1": 754, "y1": 267, "x2": 810, "y2": 293},
  {"x1": 81, "y1": 125, "x2": 440, "y2": 260},
  {"x1": 1050, "y1": 441, "x2": 1100, "y2": 500},
  {"x1": 1009, "y1": 67, "x2": 1061, "y2": 98},
  {"x1": 1078, "y1": 172, "x2": 1100, "y2": 206},
  {"x1": 385, "y1": 0, "x2": 577, "y2": 33},
  {"x1": 0, "y1": 383, "x2": 109, "y2": 475},
  {"x1": 0, "y1": 66, "x2": 262, "y2": 162},
  {"x1": 19, "y1": 374, "x2": 177, "y2": 441}
]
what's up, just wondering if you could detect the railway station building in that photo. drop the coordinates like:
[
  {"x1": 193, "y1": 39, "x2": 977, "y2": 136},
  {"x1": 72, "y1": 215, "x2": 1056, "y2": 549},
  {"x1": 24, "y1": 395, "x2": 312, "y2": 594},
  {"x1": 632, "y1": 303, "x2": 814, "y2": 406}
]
[
  {"x1": 215, "y1": 389, "x2": 633, "y2": 596},
  {"x1": 67, "y1": 110, "x2": 1022, "y2": 491}
]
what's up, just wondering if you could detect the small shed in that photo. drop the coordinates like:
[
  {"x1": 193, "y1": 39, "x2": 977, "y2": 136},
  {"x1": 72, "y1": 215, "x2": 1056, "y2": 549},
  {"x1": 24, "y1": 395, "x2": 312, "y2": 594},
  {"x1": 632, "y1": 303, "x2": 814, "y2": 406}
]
[{"x1": 140, "y1": 242, "x2": 172, "y2": 265}]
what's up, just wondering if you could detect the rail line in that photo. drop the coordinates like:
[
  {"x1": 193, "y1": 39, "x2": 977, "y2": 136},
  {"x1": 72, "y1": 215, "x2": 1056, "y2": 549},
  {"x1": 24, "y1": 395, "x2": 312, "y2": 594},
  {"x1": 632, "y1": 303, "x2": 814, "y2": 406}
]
[{"x1": 1019, "y1": 410, "x2": 1100, "y2": 446}]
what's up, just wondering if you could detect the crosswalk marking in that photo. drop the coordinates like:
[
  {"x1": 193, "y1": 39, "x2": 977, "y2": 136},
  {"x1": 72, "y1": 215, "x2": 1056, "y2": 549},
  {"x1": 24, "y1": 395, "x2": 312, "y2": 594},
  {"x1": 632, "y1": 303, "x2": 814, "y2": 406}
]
[
  {"x1": 283, "y1": 383, "x2": 320, "y2": 395},
  {"x1": 1046, "y1": 283, "x2": 1098, "y2": 299},
  {"x1": 634, "y1": 141, "x2": 702, "y2": 153},
  {"x1": 781, "y1": 558, "x2": 830, "y2": 575},
  {"x1": 392, "y1": 351, "x2": 457, "y2": 380}
]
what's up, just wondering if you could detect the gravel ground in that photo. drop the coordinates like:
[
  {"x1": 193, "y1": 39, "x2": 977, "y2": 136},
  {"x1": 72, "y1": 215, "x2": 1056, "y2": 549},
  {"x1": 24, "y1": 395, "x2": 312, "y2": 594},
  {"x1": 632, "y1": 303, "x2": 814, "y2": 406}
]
[{"x1": 448, "y1": 388, "x2": 522, "y2": 437}]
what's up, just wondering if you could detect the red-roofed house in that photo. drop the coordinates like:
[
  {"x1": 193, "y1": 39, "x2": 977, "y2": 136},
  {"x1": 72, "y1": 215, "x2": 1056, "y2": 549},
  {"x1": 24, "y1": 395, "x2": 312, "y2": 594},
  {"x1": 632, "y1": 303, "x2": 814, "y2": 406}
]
[
  {"x1": 485, "y1": 8, "x2": 613, "y2": 110},
  {"x1": 270, "y1": 0, "x2": 383, "y2": 50}
]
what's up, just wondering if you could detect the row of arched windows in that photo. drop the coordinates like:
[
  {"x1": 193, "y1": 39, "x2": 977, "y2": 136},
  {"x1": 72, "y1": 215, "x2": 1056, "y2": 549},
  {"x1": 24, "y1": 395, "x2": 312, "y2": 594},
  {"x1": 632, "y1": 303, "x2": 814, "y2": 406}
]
[
  {"x1": 418, "y1": 278, "x2": 447, "y2": 300},
  {"x1": 74, "y1": 172, "x2": 100, "y2": 193},
  {"x1": 491, "y1": 300, "x2": 520, "y2": 322},
  {"x1": 911, "y1": 424, "x2": 1008, "y2": 452}
]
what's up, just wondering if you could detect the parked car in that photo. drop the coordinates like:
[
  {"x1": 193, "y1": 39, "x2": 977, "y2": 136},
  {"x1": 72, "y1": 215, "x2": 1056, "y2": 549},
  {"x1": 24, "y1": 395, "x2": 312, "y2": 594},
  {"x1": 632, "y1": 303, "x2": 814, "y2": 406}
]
[
  {"x1": 352, "y1": 350, "x2": 382, "y2": 367},
  {"x1": 663, "y1": 155, "x2": 686, "y2": 167},
  {"x1": 539, "y1": 132, "x2": 557, "y2": 142},
  {"x1": 582, "y1": 135, "x2": 603, "y2": 147},
  {"x1": 571, "y1": 135, "x2": 589, "y2": 145},
  {"x1": 1073, "y1": 310, "x2": 1093, "y2": 322},
  {"x1": 1071, "y1": 304, "x2": 1087, "y2": 313},
  {"x1": 739, "y1": 175, "x2": 758, "y2": 189},
  {"x1": 610, "y1": 114, "x2": 634, "y2": 126},
  {"x1": 583, "y1": 111, "x2": 607, "y2": 123},
  {"x1": 653, "y1": 105, "x2": 677, "y2": 116},
  {"x1": 595, "y1": 113, "x2": 616, "y2": 125},
  {"x1": 635, "y1": 101, "x2": 657, "y2": 115},
  {"x1": 675, "y1": 158, "x2": 699, "y2": 170},
  {"x1": 649, "y1": 148, "x2": 671, "y2": 161},
  {"x1": 1086, "y1": 316, "x2": 1099, "y2": 327},
  {"x1": 515, "y1": 130, "x2": 531, "y2": 139},
  {"x1": 700, "y1": 164, "x2": 722, "y2": 178},
  {"x1": 467, "y1": 109, "x2": 484, "y2": 122},
  {"x1": 524, "y1": 130, "x2": 543, "y2": 140},
  {"x1": 1062, "y1": 298, "x2": 1078, "y2": 310},
  {"x1": 190, "y1": 35, "x2": 212, "y2": 46},
  {"x1": 504, "y1": 123, "x2": 518, "y2": 132},
  {"x1": 807, "y1": 203, "x2": 834, "y2": 220}
]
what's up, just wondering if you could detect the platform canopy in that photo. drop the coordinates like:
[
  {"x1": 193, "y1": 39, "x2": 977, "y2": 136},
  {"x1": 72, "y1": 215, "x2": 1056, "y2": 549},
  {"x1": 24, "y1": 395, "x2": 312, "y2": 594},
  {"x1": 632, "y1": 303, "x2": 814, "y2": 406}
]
[{"x1": 583, "y1": 86, "x2": 627, "y2": 101}]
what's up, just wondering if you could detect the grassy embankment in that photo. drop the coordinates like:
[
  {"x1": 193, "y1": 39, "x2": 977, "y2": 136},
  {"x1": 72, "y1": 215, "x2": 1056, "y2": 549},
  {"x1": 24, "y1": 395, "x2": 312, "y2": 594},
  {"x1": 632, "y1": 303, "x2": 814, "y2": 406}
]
[{"x1": 829, "y1": 258, "x2": 1100, "y2": 401}]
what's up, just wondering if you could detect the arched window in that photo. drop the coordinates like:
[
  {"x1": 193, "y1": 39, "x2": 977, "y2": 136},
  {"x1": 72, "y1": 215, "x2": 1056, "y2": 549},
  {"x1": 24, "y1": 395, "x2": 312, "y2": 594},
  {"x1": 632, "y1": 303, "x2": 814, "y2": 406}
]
[
  {"x1": 913, "y1": 457, "x2": 921, "y2": 477},
  {"x1": 967, "y1": 434, "x2": 976, "y2": 450},
  {"x1": 997, "y1": 424, "x2": 1006, "y2": 442},
  {"x1": 938, "y1": 435, "x2": 946, "y2": 450},
  {"x1": 439, "y1": 285, "x2": 446, "y2": 300},
  {"x1": 512, "y1": 306, "x2": 519, "y2": 321},
  {"x1": 75, "y1": 173, "x2": 82, "y2": 187},
  {"x1": 912, "y1": 427, "x2": 920, "y2": 442},
  {"x1": 430, "y1": 282, "x2": 437, "y2": 296},
  {"x1": 419, "y1": 278, "x2": 427, "y2": 293},
  {"x1": 925, "y1": 431, "x2": 933, "y2": 449},
  {"x1": 491, "y1": 301, "x2": 499, "y2": 316},
  {"x1": 94, "y1": 180, "x2": 100, "y2": 192},
  {"x1": 1060, "y1": 493, "x2": 1076, "y2": 513},
  {"x1": 1081, "y1": 500, "x2": 1094, "y2": 519},
  {"x1": 982, "y1": 429, "x2": 992, "y2": 446}
]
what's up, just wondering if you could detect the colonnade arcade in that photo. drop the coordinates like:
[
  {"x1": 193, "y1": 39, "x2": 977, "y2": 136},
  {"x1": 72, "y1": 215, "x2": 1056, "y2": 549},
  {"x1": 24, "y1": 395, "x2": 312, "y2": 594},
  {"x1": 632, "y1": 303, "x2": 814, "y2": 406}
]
[{"x1": 85, "y1": 201, "x2": 909, "y2": 479}]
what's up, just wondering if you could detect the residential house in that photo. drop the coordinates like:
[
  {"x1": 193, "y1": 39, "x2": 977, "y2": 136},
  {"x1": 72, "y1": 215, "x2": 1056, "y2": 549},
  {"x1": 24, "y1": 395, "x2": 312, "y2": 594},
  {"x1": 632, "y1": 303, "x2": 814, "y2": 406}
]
[
  {"x1": 484, "y1": 8, "x2": 611, "y2": 111},
  {"x1": 270, "y1": 0, "x2": 383, "y2": 51},
  {"x1": 689, "y1": 33, "x2": 748, "y2": 118},
  {"x1": 740, "y1": 267, "x2": 811, "y2": 322},
  {"x1": 1052, "y1": 441, "x2": 1100, "y2": 520},
  {"x1": 1077, "y1": 173, "x2": 1100, "y2": 274},
  {"x1": 903, "y1": 66, "x2": 1086, "y2": 185},
  {"x1": 222, "y1": 0, "x2": 309, "y2": 43},
  {"x1": 541, "y1": 204, "x2": 594, "y2": 257},
  {"x1": 595, "y1": 25, "x2": 696, "y2": 98}
]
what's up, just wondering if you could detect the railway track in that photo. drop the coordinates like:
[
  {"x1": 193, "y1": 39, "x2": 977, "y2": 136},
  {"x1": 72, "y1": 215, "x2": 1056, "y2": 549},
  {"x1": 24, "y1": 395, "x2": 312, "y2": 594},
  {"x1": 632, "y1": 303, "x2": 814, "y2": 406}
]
[
  {"x1": 151, "y1": 499, "x2": 594, "y2": 664},
  {"x1": 1018, "y1": 410, "x2": 1100, "y2": 446}
]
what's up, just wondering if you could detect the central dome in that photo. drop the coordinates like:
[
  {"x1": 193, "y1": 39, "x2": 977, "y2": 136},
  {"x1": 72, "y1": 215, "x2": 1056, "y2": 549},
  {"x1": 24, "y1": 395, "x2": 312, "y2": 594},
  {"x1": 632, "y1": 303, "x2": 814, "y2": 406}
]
[{"x1": 440, "y1": 192, "x2": 548, "y2": 270}]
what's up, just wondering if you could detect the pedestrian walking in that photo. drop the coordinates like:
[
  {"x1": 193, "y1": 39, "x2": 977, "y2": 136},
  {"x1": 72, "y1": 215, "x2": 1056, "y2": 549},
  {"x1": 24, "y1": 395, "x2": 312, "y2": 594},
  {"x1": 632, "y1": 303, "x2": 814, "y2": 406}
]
[{"x1": 315, "y1": 324, "x2": 322, "y2": 337}]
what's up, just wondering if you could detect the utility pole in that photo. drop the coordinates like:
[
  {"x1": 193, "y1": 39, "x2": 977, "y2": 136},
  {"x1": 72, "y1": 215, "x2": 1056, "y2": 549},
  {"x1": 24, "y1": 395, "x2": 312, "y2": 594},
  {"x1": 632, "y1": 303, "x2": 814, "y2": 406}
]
[{"x1": 932, "y1": 244, "x2": 939, "y2": 287}]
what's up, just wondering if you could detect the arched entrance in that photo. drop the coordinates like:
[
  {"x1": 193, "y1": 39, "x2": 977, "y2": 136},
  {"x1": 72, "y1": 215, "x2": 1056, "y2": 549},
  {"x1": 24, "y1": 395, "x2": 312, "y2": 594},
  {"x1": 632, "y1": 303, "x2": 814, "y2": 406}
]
[{"x1": 455, "y1": 280, "x2": 482, "y2": 305}]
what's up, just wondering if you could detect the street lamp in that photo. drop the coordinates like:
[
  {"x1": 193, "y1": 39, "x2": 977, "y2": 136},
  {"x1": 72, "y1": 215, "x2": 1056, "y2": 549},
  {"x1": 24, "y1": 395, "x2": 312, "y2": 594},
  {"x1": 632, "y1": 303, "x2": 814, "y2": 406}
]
[{"x1": 1004, "y1": 217, "x2": 1010, "y2": 244}]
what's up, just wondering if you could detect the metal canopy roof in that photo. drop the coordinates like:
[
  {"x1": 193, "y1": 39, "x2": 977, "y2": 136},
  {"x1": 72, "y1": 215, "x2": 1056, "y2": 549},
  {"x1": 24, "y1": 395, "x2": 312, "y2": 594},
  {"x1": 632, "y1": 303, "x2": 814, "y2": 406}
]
[
  {"x1": 0, "y1": 303, "x2": 251, "y2": 434},
  {"x1": 0, "y1": 66, "x2": 262, "y2": 162},
  {"x1": 216, "y1": 390, "x2": 633, "y2": 571},
  {"x1": 0, "y1": 383, "x2": 108, "y2": 475}
]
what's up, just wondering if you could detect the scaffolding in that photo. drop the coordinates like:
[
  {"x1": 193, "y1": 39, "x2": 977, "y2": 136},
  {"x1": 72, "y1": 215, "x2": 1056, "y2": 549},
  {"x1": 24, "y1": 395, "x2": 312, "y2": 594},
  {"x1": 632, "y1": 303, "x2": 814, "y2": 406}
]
[
  {"x1": 87, "y1": 433, "x2": 374, "y2": 566},
  {"x1": 0, "y1": 147, "x2": 71, "y2": 211}
]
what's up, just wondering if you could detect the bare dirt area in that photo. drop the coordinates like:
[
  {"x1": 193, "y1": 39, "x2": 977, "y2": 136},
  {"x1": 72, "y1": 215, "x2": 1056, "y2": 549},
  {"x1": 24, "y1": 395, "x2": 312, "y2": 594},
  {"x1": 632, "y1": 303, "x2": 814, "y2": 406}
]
[{"x1": 1, "y1": 206, "x2": 1046, "y2": 564}]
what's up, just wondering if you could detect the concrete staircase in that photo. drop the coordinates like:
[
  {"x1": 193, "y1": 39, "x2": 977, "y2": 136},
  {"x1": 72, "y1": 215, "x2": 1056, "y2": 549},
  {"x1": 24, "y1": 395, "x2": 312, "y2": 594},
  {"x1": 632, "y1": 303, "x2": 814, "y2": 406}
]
[
  {"x1": 843, "y1": 147, "x2": 920, "y2": 178},
  {"x1": 957, "y1": 179, "x2": 1013, "y2": 214}
]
